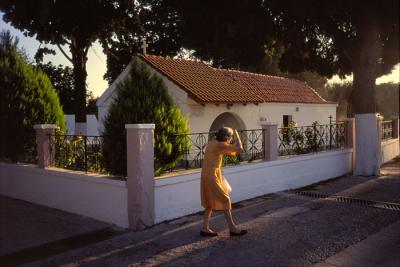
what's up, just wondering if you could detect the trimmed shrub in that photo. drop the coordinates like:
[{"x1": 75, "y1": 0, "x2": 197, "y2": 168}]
[
  {"x1": 102, "y1": 61, "x2": 189, "y2": 176},
  {"x1": 0, "y1": 31, "x2": 66, "y2": 162}
]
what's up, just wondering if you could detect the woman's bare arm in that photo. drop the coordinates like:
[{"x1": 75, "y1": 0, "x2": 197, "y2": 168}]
[{"x1": 233, "y1": 129, "x2": 244, "y2": 151}]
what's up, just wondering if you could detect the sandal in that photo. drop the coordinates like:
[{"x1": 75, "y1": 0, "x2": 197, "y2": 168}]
[{"x1": 200, "y1": 230, "x2": 218, "y2": 237}]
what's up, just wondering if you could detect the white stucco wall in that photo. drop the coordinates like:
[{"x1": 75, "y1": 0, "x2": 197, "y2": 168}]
[
  {"x1": 98, "y1": 106, "x2": 109, "y2": 134},
  {"x1": 381, "y1": 138, "x2": 399, "y2": 164},
  {"x1": 75, "y1": 123, "x2": 86, "y2": 135},
  {"x1": 86, "y1": 114, "x2": 99, "y2": 136},
  {"x1": 96, "y1": 57, "x2": 337, "y2": 134},
  {"x1": 66, "y1": 114, "x2": 75, "y2": 135},
  {"x1": 0, "y1": 163, "x2": 129, "y2": 228},
  {"x1": 187, "y1": 102, "x2": 337, "y2": 133},
  {"x1": 154, "y1": 148, "x2": 352, "y2": 223}
]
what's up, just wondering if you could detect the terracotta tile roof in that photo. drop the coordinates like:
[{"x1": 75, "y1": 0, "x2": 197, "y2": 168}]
[
  {"x1": 138, "y1": 54, "x2": 262, "y2": 104},
  {"x1": 138, "y1": 54, "x2": 330, "y2": 105},
  {"x1": 217, "y1": 69, "x2": 329, "y2": 104}
]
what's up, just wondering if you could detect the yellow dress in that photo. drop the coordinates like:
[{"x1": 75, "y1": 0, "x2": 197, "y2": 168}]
[{"x1": 200, "y1": 140, "x2": 241, "y2": 211}]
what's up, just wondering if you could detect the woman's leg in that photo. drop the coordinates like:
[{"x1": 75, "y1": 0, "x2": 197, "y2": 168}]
[
  {"x1": 223, "y1": 209, "x2": 240, "y2": 233},
  {"x1": 202, "y1": 208, "x2": 215, "y2": 232}
]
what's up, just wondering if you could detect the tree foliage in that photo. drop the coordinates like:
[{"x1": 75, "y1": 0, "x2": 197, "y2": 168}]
[
  {"x1": 172, "y1": 0, "x2": 274, "y2": 72},
  {"x1": 0, "y1": 30, "x2": 65, "y2": 162},
  {"x1": 35, "y1": 61, "x2": 75, "y2": 114},
  {"x1": 0, "y1": 0, "x2": 131, "y2": 121},
  {"x1": 324, "y1": 82, "x2": 399, "y2": 120},
  {"x1": 34, "y1": 51, "x2": 98, "y2": 115},
  {"x1": 102, "y1": 62, "x2": 189, "y2": 176},
  {"x1": 267, "y1": 0, "x2": 399, "y2": 113},
  {"x1": 171, "y1": 0, "x2": 328, "y2": 90},
  {"x1": 100, "y1": 0, "x2": 181, "y2": 84}
]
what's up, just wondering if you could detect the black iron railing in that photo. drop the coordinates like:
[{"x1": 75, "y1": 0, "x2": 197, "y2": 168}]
[
  {"x1": 278, "y1": 122, "x2": 346, "y2": 156},
  {"x1": 170, "y1": 129, "x2": 265, "y2": 171},
  {"x1": 381, "y1": 121, "x2": 393, "y2": 140},
  {"x1": 238, "y1": 129, "x2": 265, "y2": 162},
  {"x1": 49, "y1": 134, "x2": 106, "y2": 173}
]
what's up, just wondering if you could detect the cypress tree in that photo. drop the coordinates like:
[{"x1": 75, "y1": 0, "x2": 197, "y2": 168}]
[
  {"x1": 0, "y1": 31, "x2": 66, "y2": 162},
  {"x1": 103, "y1": 62, "x2": 189, "y2": 176}
]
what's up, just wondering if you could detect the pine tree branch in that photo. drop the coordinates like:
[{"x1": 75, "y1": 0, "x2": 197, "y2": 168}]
[
  {"x1": 84, "y1": 46, "x2": 89, "y2": 57},
  {"x1": 57, "y1": 44, "x2": 73, "y2": 63}
]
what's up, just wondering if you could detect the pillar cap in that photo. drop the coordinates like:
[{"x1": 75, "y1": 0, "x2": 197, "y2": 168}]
[
  {"x1": 33, "y1": 124, "x2": 58, "y2": 129},
  {"x1": 125, "y1": 124, "x2": 155, "y2": 129},
  {"x1": 261, "y1": 122, "x2": 278, "y2": 126}
]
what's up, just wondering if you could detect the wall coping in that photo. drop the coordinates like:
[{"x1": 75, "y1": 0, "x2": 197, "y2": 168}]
[
  {"x1": 155, "y1": 148, "x2": 353, "y2": 187},
  {"x1": 0, "y1": 162, "x2": 126, "y2": 188},
  {"x1": 261, "y1": 122, "x2": 278, "y2": 126},
  {"x1": 33, "y1": 124, "x2": 58, "y2": 129},
  {"x1": 125, "y1": 124, "x2": 155, "y2": 129},
  {"x1": 381, "y1": 138, "x2": 399, "y2": 146}
]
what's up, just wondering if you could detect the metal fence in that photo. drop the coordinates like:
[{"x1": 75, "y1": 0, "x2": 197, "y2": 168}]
[
  {"x1": 169, "y1": 129, "x2": 265, "y2": 171},
  {"x1": 381, "y1": 121, "x2": 393, "y2": 140},
  {"x1": 46, "y1": 123, "x2": 350, "y2": 174},
  {"x1": 49, "y1": 134, "x2": 106, "y2": 173},
  {"x1": 278, "y1": 122, "x2": 347, "y2": 156}
]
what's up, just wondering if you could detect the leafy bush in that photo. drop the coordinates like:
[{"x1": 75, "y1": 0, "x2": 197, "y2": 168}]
[
  {"x1": 102, "y1": 62, "x2": 189, "y2": 176},
  {"x1": 0, "y1": 31, "x2": 65, "y2": 162},
  {"x1": 281, "y1": 121, "x2": 324, "y2": 155},
  {"x1": 52, "y1": 134, "x2": 105, "y2": 173}
]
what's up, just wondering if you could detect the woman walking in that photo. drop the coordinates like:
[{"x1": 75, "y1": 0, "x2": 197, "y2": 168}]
[{"x1": 200, "y1": 127, "x2": 247, "y2": 237}]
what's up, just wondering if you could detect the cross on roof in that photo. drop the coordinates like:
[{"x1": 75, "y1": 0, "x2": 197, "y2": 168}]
[{"x1": 141, "y1": 39, "x2": 148, "y2": 55}]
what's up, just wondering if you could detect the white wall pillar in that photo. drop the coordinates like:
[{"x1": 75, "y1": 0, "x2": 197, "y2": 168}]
[
  {"x1": 353, "y1": 114, "x2": 381, "y2": 176},
  {"x1": 125, "y1": 124, "x2": 155, "y2": 230},
  {"x1": 345, "y1": 118, "x2": 355, "y2": 172},
  {"x1": 33, "y1": 124, "x2": 57, "y2": 168},
  {"x1": 262, "y1": 122, "x2": 278, "y2": 161}
]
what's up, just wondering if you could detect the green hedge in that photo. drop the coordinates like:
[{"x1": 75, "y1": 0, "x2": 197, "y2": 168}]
[
  {"x1": 103, "y1": 62, "x2": 189, "y2": 176},
  {"x1": 0, "y1": 32, "x2": 65, "y2": 162}
]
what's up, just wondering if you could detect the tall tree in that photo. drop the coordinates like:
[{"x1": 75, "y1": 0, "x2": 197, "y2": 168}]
[
  {"x1": 267, "y1": 0, "x2": 399, "y2": 175},
  {"x1": 0, "y1": 0, "x2": 131, "y2": 122},
  {"x1": 101, "y1": 0, "x2": 181, "y2": 84},
  {"x1": 103, "y1": 62, "x2": 189, "y2": 176},
  {"x1": 34, "y1": 47, "x2": 98, "y2": 115},
  {"x1": 0, "y1": 30, "x2": 65, "y2": 162}
]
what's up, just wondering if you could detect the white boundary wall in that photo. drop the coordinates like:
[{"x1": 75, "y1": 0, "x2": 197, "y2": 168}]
[
  {"x1": 155, "y1": 149, "x2": 353, "y2": 223},
  {"x1": 0, "y1": 163, "x2": 128, "y2": 228},
  {"x1": 381, "y1": 138, "x2": 399, "y2": 164}
]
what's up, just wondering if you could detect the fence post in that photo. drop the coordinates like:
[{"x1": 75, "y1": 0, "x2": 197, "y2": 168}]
[
  {"x1": 125, "y1": 124, "x2": 155, "y2": 230},
  {"x1": 377, "y1": 116, "x2": 383, "y2": 142},
  {"x1": 345, "y1": 118, "x2": 355, "y2": 172},
  {"x1": 262, "y1": 122, "x2": 278, "y2": 161},
  {"x1": 392, "y1": 116, "x2": 399, "y2": 139},
  {"x1": 33, "y1": 124, "x2": 57, "y2": 168},
  {"x1": 345, "y1": 118, "x2": 355, "y2": 149}
]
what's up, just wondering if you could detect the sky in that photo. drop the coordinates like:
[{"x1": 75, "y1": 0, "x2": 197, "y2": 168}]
[{"x1": 1, "y1": 13, "x2": 399, "y2": 98}]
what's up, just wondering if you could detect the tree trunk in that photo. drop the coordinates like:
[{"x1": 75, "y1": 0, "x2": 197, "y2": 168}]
[
  {"x1": 71, "y1": 39, "x2": 88, "y2": 123},
  {"x1": 352, "y1": 21, "x2": 381, "y2": 176}
]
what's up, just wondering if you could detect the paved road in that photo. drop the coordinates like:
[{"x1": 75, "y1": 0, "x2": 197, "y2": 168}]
[
  {"x1": 0, "y1": 196, "x2": 111, "y2": 257},
  {"x1": 3, "y1": 157, "x2": 400, "y2": 267}
]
